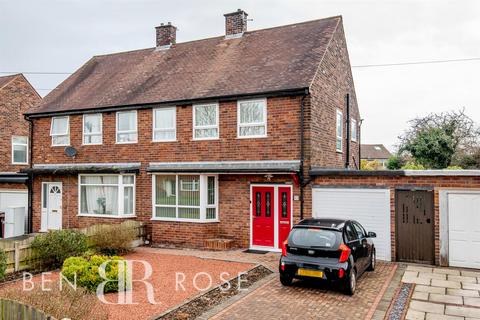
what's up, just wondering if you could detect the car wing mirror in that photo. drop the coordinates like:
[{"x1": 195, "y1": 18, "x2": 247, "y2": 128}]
[{"x1": 367, "y1": 231, "x2": 377, "y2": 238}]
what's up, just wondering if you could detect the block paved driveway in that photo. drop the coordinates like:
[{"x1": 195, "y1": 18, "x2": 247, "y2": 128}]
[
  {"x1": 403, "y1": 265, "x2": 480, "y2": 320},
  {"x1": 147, "y1": 247, "x2": 398, "y2": 320}
]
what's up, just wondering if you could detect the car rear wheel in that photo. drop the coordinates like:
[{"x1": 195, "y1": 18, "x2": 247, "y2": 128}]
[
  {"x1": 280, "y1": 274, "x2": 293, "y2": 286},
  {"x1": 344, "y1": 269, "x2": 356, "y2": 295},
  {"x1": 367, "y1": 249, "x2": 376, "y2": 271}
]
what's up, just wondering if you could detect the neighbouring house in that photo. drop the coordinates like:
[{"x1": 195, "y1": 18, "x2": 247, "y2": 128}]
[
  {"x1": 0, "y1": 74, "x2": 41, "y2": 238},
  {"x1": 361, "y1": 144, "x2": 392, "y2": 169},
  {"x1": 23, "y1": 10, "x2": 361, "y2": 251}
]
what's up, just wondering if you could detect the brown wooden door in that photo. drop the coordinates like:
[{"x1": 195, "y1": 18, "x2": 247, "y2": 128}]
[{"x1": 396, "y1": 190, "x2": 434, "y2": 264}]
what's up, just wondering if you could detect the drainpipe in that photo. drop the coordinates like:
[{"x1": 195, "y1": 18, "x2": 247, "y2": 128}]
[
  {"x1": 24, "y1": 115, "x2": 34, "y2": 234},
  {"x1": 345, "y1": 93, "x2": 350, "y2": 169},
  {"x1": 359, "y1": 118, "x2": 364, "y2": 169},
  {"x1": 299, "y1": 90, "x2": 309, "y2": 220}
]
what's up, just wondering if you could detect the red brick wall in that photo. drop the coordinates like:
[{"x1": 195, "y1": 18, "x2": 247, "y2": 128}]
[
  {"x1": 0, "y1": 75, "x2": 41, "y2": 172},
  {"x1": 0, "y1": 182, "x2": 28, "y2": 191},
  {"x1": 31, "y1": 96, "x2": 302, "y2": 165},
  {"x1": 309, "y1": 175, "x2": 480, "y2": 265},
  {"x1": 32, "y1": 173, "x2": 300, "y2": 248},
  {"x1": 309, "y1": 21, "x2": 361, "y2": 170}
]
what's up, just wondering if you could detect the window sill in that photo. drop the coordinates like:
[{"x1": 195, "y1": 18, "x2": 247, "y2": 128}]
[
  {"x1": 192, "y1": 137, "x2": 220, "y2": 141},
  {"x1": 336, "y1": 150, "x2": 343, "y2": 154},
  {"x1": 236, "y1": 135, "x2": 268, "y2": 140},
  {"x1": 115, "y1": 141, "x2": 138, "y2": 145},
  {"x1": 152, "y1": 139, "x2": 177, "y2": 143},
  {"x1": 82, "y1": 143, "x2": 103, "y2": 146},
  {"x1": 151, "y1": 217, "x2": 219, "y2": 223},
  {"x1": 12, "y1": 163, "x2": 28, "y2": 166},
  {"x1": 51, "y1": 144, "x2": 70, "y2": 147},
  {"x1": 77, "y1": 214, "x2": 137, "y2": 219}
]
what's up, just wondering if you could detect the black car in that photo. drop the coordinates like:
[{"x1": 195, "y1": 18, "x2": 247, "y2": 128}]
[{"x1": 279, "y1": 218, "x2": 376, "y2": 295}]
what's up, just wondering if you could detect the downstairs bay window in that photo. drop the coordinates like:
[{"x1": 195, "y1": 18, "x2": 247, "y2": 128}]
[
  {"x1": 79, "y1": 174, "x2": 135, "y2": 217},
  {"x1": 153, "y1": 174, "x2": 218, "y2": 222}
]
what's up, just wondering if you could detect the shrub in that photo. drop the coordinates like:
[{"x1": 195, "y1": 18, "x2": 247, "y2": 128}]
[
  {"x1": 90, "y1": 223, "x2": 137, "y2": 255},
  {"x1": 31, "y1": 230, "x2": 88, "y2": 268},
  {"x1": 62, "y1": 255, "x2": 126, "y2": 293},
  {"x1": 401, "y1": 162, "x2": 426, "y2": 170},
  {"x1": 0, "y1": 281, "x2": 108, "y2": 320},
  {"x1": 386, "y1": 155, "x2": 404, "y2": 170},
  {"x1": 446, "y1": 165, "x2": 463, "y2": 170},
  {"x1": 0, "y1": 248, "x2": 7, "y2": 280},
  {"x1": 361, "y1": 159, "x2": 382, "y2": 171}
]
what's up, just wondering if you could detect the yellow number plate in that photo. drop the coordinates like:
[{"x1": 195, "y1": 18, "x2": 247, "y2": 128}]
[{"x1": 297, "y1": 268, "x2": 323, "y2": 278}]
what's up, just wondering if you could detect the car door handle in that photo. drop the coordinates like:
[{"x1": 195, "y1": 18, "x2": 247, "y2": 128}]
[{"x1": 279, "y1": 221, "x2": 289, "y2": 225}]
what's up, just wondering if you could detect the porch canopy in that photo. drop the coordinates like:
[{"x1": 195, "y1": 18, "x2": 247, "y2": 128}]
[
  {"x1": 147, "y1": 160, "x2": 301, "y2": 174},
  {"x1": 21, "y1": 163, "x2": 141, "y2": 174}
]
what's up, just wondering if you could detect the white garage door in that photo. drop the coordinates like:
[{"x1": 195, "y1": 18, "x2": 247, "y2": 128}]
[
  {"x1": 0, "y1": 190, "x2": 28, "y2": 212},
  {"x1": 447, "y1": 192, "x2": 480, "y2": 269},
  {"x1": 312, "y1": 188, "x2": 391, "y2": 261}
]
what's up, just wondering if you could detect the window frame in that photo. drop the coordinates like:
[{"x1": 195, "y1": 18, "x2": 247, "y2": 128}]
[
  {"x1": 11, "y1": 136, "x2": 28, "y2": 165},
  {"x1": 351, "y1": 118, "x2": 357, "y2": 142},
  {"x1": 116, "y1": 110, "x2": 138, "y2": 144},
  {"x1": 82, "y1": 113, "x2": 103, "y2": 145},
  {"x1": 152, "y1": 174, "x2": 219, "y2": 223},
  {"x1": 192, "y1": 103, "x2": 219, "y2": 140},
  {"x1": 50, "y1": 116, "x2": 70, "y2": 147},
  {"x1": 77, "y1": 173, "x2": 136, "y2": 218},
  {"x1": 336, "y1": 109, "x2": 343, "y2": 153},
  {"x1": 237, "y1": 98, "x2": 268, "y2": 139},
  {"x1": 152, "y1": 107, "x2": 176, "y2": 142}
]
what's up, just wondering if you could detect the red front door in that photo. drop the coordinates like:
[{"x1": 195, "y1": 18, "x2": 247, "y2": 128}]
[
  {"x1": 278, "y1": 186, "x2": 292, "y2": 248},
  {"x1": 252, "y1": 186, "x2": 275, "y2": 247}
]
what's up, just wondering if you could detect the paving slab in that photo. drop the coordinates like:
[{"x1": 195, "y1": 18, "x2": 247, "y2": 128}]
[
  {"x1": 426, "y1": 313, "x2": 464, "y2": 320},
  {"x1": 406, "y1": 309, "x2": 426, "y2": 320},
  {"x1": 434, "y1": 268, "x2": 461, "y2": 275},
  {"x1": 463, "y1": 283, "x2": 480, "y2": 291},
  {"x1": 432, "y1": 279, "x2": 462, "y2": 289},
  {"x1": 419, "y1": 272, "x2": 447, "y2": 280},
  {"x1": 404, "y1": 277, "x2": 432, "y2": 285},
  {"x1": 464, "y1": 297, "x2": 480, "y2": 307},
  {"x1": 407, "y1": 266, "x2": 434, "y2": 273},
  {"x1": 415, "y1": 284, "x2": 447, "y2": 294},
  {"x1": 461, "y1": 270, "x2": 480, "y2": 278},
  {"x1": 446, "y1": 305, "x2": 480, "y2": 318},
  {"x1": 410, "y1": 300, "x2": 445, "y2": 314},
  {"x1": 447, "y1": 288, "x2": 480, "y2": 297},
  {"x1": 429, "y1": 293, "x2": 463, "y2": 305},
  {"x1": 448, "y1": 275, "x2": 478, "y2": 283},
  {"x1": 412, "y1": 291, "x2": 429, "y2": 300}
]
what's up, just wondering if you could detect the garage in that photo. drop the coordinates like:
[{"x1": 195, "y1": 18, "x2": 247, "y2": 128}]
[
  {"x1": 441, "y1": 190, "x2": 480, "y2": 269},
  {"x1": 0, "y1": 189, "x2": 28, "y2": 238},
  {"x1": 312, "y1": 187, "x2": 391, "y2": 261}
]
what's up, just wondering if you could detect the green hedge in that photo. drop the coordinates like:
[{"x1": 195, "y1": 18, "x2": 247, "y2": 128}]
[{"x1": 0, "y1": 249, "x2": 6, "y2": 280}]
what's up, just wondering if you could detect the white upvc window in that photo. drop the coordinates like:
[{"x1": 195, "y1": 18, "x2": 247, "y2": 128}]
[
  {"x1": 116, "y1": 111, "x2": 138, "y2": 143},
  {"x1": 153, "y1": 174, "x2": 218, "y2": 222},
  {"x1": 83, "y1": 113, "x2": 102, "y2": 145},
  {"x1": 237, "y1": 98, "x2": 267, "y2": 138},
  {"x1": 351, "y1": 118, "x2": 357, "y2": 142},
  {"x1": 12, "y1": 136, "x2": 28, "y2": 165},
  {"x1": 50, "y1": 116, "x2": 70, "y2": 146},
  {"x1": 153, "y1": 107, "x2": 176, "y2": 142},
  {"x1": 79, "y1": 174, "x2": 135, "y2": 217},
  {"x1": 193, "y1": 103, "x2": 219, "y2": 140},
  {"x1": 336, "y1": 109, "x2": 343, "y2": 152}
]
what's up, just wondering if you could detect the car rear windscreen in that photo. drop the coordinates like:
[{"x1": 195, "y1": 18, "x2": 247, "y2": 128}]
[{"x1": 289, "y1": 228, "x2": 339, "y2": 248}]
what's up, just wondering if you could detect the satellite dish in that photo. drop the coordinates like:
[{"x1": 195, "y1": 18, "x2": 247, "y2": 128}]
[{"x1": 64, "y1": 146, "x2": 78, "y2": 158}]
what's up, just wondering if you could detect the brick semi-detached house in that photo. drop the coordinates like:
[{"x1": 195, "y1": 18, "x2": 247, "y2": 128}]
[
  {"x1": 24, "y1": 10, "x2": 360, "y2": 250},
  {"x1": 0, "y1": 74, "x2": 41, "y2": 238}
]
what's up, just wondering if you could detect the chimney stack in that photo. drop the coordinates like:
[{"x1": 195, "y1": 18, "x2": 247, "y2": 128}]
[
  {"x1": 155, "y1": 22, "x2": 176, "y2": 49},
  {"x1": 224, "y1": 9, "x2": 248, "y2": 38}
]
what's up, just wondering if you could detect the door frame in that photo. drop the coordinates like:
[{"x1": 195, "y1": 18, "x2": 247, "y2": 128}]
[
  {"x1": 40, "y1": 182, "x2": 63, "y2": 232},
  {"x1": 249, "y1": 184, "x2": 293, "y2": 252},
  {"x1": 395, "y1": 189, "x2": 435, "y2": 264},
  {"x1": 439, "y1": 188, "x2": 480, "y2": 267}
]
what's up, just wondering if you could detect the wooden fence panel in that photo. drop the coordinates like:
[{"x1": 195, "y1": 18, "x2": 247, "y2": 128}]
[
  {"x1": 0, "y1": 221, "x2": 145, "y2": 274},
  {"x1": 0, "y1": 299, "x2": 55, "y2": 320}
]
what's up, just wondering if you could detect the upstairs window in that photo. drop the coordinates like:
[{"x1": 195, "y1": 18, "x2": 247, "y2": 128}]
[
  {"x1": 83, "y1": 113, "x2": 102, "y2": 145},
  {"x1": 50, "y1": 116, "x2": 70, "y2": 146},
  {"x1": 351, "y1": 119, "x2": 357, "y2": 142},
  {"x1": 116, "y1": 111, "x2": 137, "y2": 143},
  {"x1": 336, "y1": 110, "x2": 343, "y2": 152},
  {"x1": 238, "y1": 99, "x2": 267, "y2": 138},
  {"x1": 153, "y1": 107, "x2": 176, "y2": 142},
  {"x1": 12, "y1": 136, "x2": 28, "y2": 165},
  {"x1": 193, "y1": 103, "x2": 219, "y2": 140}
]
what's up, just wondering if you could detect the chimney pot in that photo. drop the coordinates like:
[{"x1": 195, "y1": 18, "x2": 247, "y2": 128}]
[
  {"x1": 155, "y1": 23, "x2": 176, "y2": 49},
  {"x1": 224, "y1": 9, "x2": 248, "y2": 38}
]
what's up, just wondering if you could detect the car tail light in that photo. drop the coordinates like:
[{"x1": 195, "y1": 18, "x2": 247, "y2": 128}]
[
  {"x1": 338, "y1": 244, "x2": 351, "y2": 263},
  {"x1": 281, "y1": 261, "x2": 285, "y2": 271},
  {"x1": 338, "y1": 268, "x2": 345, "y2": 278},
  {"x1": 281, "y1": 239, "x2": 288, "y2": 257}
]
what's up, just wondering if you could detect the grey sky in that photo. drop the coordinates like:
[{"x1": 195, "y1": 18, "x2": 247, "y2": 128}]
[{"x1": 1, "y1": 0, "x2": 479, "y2": 151}]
